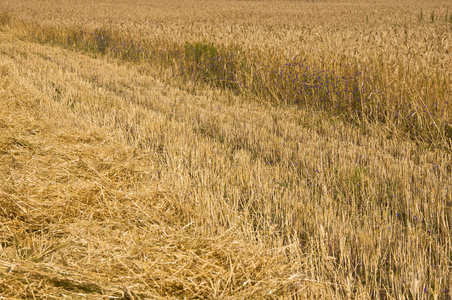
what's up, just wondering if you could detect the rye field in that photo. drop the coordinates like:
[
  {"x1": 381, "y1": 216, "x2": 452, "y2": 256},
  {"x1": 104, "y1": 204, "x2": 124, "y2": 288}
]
[{"x1": 0, "y1": 0, "x2": 451, "y2": 298}]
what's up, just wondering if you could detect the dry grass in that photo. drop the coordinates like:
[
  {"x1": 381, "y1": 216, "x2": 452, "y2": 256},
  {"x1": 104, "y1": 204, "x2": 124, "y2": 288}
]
[
  {"x1": 0, "y1": 33, "x2": 305, "y2": 299},
  {"x1": 0, "y1": 0, "x2": 451, "y2": 298}
]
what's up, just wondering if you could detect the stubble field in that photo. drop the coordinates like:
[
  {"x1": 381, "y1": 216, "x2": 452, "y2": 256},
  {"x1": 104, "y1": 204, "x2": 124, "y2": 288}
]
[{"x1": 0, "y1": 0, "x2": 451, "y2": 298}]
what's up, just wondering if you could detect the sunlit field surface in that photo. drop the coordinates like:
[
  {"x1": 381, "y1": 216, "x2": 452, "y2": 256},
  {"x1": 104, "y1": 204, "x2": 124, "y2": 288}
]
[{"x1": 0, "y1": 0, "x2": 451, "y2": 298}]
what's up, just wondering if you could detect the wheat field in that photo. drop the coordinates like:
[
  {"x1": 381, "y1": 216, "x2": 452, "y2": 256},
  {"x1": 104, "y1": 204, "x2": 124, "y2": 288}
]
[{"x1": 0, "y1": 0, "x2": 451, "y2": 299}]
